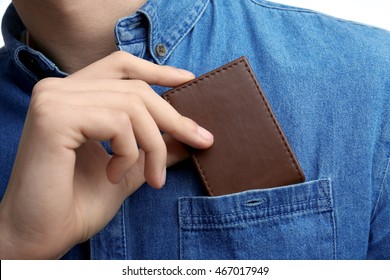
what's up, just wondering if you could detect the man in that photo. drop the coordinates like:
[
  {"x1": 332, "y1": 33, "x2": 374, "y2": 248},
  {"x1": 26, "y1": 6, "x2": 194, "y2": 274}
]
[{"x1": 0, "y1": 0, "x2": 389, "y2": 259}]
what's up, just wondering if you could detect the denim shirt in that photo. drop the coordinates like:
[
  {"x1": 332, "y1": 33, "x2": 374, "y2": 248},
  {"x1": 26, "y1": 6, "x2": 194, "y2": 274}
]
[{"x1": 1, "y1": 0, "x2": 390, "y2": 260}]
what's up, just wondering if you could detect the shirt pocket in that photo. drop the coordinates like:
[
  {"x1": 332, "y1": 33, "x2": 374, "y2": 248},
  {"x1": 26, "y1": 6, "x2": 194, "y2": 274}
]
[{"x1": 179, "y1": 179, "x2": 336, "y2": 259}]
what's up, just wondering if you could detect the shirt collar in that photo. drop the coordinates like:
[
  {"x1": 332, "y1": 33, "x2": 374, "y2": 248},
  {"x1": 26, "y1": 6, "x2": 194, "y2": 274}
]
[
  {"x1": 1, "y1": 0, "x2": 210, "y2": 81},
  {"x1": 1, "y1": 4, "x2": 66, "y2": 82},
  {"x1": 116, "y1": 0, "x2": 210, "y2": 64}
]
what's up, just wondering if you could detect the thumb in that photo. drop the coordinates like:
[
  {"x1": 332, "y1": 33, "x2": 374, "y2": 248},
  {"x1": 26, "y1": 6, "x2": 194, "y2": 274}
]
[
  {"x1": 69, "y1": 51, "x2": 195, "y2": 87},
  {"x1": 123, "y1": 134, "x2": 191, "y2": 195}
]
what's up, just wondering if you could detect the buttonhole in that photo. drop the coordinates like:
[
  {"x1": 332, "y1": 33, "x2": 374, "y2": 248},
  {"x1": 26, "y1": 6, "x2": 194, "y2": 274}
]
[{"x1": 243, "y1": 198, "x2": 266, "y2": 207}]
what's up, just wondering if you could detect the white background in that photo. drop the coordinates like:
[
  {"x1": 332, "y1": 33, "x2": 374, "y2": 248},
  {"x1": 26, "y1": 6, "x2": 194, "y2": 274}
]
[
  {"x1": 1, "y1": 0, "x2": 11, "y2": 46},
  {"x1": 1, "y1": 0, "x2": 390, "y2": 47},
  {"x1": 2, "y1": 260, "x2": 389, "y2": 280}
]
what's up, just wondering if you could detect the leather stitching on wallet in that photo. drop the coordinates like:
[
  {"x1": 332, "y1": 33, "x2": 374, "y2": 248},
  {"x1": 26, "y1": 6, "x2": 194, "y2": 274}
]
[
  {"x1": 192, "y1": 153, "x2": 214, "y2": 195},
  {"x1": 164, "y1": 57, "x2": 304, "y2": 195},
  {"x1": 164, "y1": 61, "x2": 248, "y2": 196},
  {"x1": 240, "y1": 61, "x2": 305, "y2": 183}
]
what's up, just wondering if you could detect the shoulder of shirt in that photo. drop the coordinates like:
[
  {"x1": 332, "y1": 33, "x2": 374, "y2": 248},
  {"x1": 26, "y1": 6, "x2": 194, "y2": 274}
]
[{"x1": 249, "y1": 0, "x2": 390, "y2": 34}]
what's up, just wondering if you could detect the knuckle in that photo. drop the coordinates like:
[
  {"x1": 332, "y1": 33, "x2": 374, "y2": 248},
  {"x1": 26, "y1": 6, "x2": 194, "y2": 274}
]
[
  {"x1": 125, "y1": 94, "x2": 147, "y2": 115},
  {"x1": 110, "y1": 51, "x2": 135, "y2": 79},
  {"x1": 31, "y1": 78, "x2": 63, "y2": 106},
  {"x1": 117, "y1": 140, "x2": 139, "y2": 164},
  {"x1": 131, "y1": 79, "x2": 149, "y2": 90},
  {"x1": 110, "y1": 50, "x2": 132, "y2": 61},
  {"x1": 32, "y1": 78, "x2": 61, "y2": 96},
  {"x1": 103, "y1": 110, "x2": 131, "y2": 137},
  {"x1": 137, "y1": 129, "x2": 166, "y2": 155},
  {"x1": 127, "y1": 146, "x2": 140, "y2": 162},
  {"x1": 131, "y1": 80, "x2": 156, "y2": 101},
  {"x1": 129, "y1": 80, "x2": 155, "y2": 98},
  {"x1": 113, "y1": 110, "x2": 131, "y2": 127},
  {"x1": 29, "y1": 101, "x2": 62, "y2": 132}
]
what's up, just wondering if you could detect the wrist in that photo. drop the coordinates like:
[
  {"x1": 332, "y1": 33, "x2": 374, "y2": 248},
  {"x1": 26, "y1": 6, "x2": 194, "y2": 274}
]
[
  {"x1": 0, "y1": 204, "x2": 59, "y2": 259},
  {"x1": 0, "y1": 205, "x2": 19, "y2": 259}
]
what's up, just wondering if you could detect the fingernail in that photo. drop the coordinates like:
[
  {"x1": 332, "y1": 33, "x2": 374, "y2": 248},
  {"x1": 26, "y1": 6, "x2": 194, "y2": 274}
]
[
  {"x1": 198, "y1": 126, "x2": 214, "y2": 141},
  {"x1": 175, "y1": 68, "x2": 195, "y2": 78},
  {"x1": 160, "y1": 167, "x2": 167, "y2": 187}
]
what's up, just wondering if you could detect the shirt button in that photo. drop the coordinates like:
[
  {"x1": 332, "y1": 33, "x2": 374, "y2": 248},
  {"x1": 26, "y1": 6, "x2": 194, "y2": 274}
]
[{"x1": 155, "y1": 44, "x2": 167, "y2": 57}]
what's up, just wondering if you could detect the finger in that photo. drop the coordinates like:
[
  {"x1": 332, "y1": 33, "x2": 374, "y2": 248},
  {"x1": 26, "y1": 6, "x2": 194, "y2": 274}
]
[
  {"x1": 36, "y1": 81, "x2": 214, "y2": 150},
  {"x1": 125, "y1": 97, "x2": 167, "y2": 188},
  {"x1": 75, "y1": 94, "x2": 167, "y2": 188},
  {"x1": 123, "y1": 134, "x2": 190, "y2": 193},
  {"x1": 32, "y1": 82, "x2": 208, "y2": 187},
  {"x1": 107, "y1": 123, "x2": 139, "y2": 185},
  {"x1": 69, "y1": 51, "x2": 195, "y2": 87},
  {"x1": 61, "y1": 105, "x2": 141, "y2": 184},
  {"x1": 164, "y1": 134, "x2": 191, "y2": 167}
]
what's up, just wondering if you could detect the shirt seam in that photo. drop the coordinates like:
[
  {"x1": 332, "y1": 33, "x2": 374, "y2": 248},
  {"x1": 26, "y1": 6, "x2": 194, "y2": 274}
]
[
  {"x1": 120, "y1": 203, "x2": 128, "y2": 259},
  {"x1": 181, "y1": 207, "x2": 333, "y2": 228},
  {"x1": 182, "y1": 197, "x2": 331, "y2": 219}
]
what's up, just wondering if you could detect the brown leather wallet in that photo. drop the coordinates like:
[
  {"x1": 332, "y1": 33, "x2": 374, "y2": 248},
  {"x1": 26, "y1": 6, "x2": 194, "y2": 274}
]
[{"x1": 163, "y1": 57, "x2": 305, "y2": 196}]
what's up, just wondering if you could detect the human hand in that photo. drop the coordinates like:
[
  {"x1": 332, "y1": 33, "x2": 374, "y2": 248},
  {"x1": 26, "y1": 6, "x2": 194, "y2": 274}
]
[{"x1": 0, "y1": 51, "x2": 213, "y2": 259}]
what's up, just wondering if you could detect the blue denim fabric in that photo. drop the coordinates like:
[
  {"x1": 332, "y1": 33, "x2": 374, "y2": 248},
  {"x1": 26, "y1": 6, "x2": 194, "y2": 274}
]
[{"x1": 1, "y1": 0, "x2": 390, "y2": 259}]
